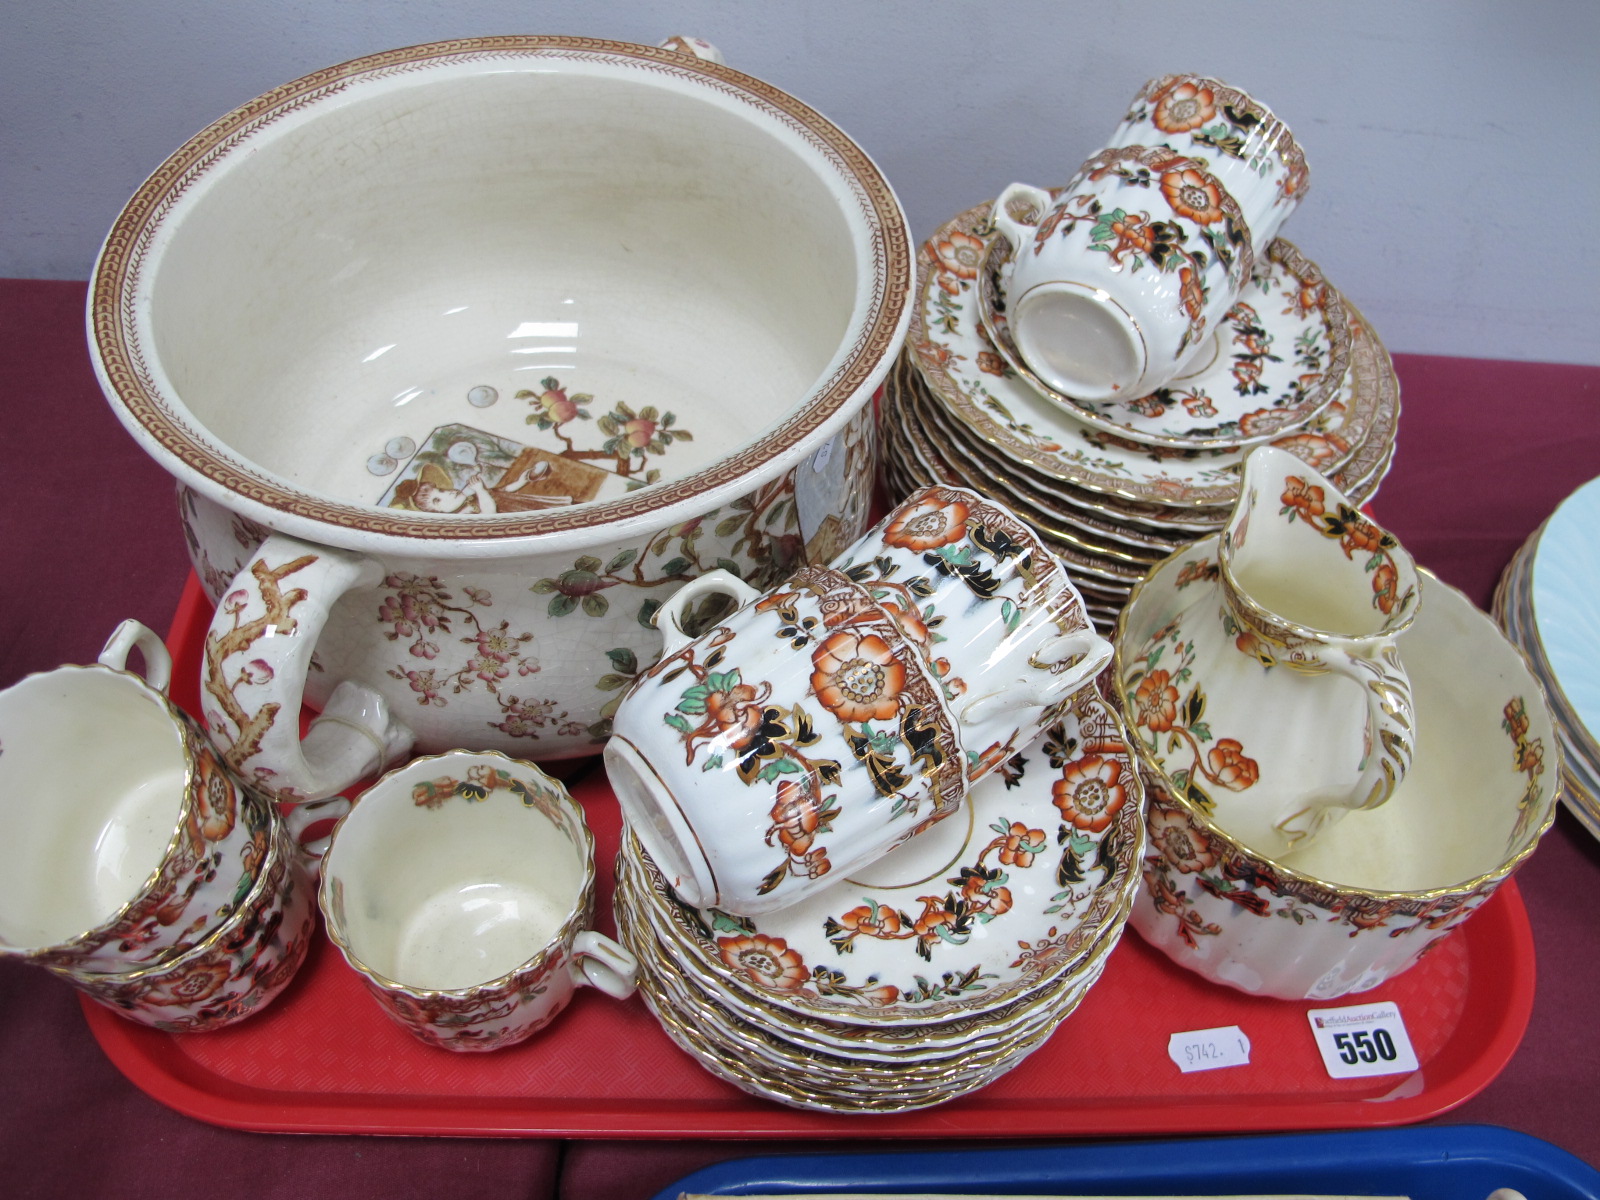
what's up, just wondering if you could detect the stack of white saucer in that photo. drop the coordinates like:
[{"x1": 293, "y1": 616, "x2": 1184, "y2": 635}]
[{"x1": 610, "y1": 685, "x2": 1144, "y2": 1113}]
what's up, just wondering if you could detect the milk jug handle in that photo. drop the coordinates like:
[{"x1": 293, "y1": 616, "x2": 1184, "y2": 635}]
[
  {"x1": 1276, "y1": 644, "x2": 1415, "y2": 841},
  {"x1": 200, "y1": 533, "x2": 414, "y2": 808}
]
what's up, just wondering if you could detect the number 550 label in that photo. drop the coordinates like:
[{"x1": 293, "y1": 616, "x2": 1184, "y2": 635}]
[{"x1": 1307, "y1": 1002, "x2": 1419, "y2": 1079}]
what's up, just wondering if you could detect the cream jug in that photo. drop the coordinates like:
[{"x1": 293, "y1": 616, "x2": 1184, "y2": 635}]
[{"x1": 1119, "y1": 444, "x2": 1419, "y2": 858}]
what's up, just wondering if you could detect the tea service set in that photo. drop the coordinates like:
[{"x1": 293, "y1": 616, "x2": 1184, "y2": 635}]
[{"x1": 0, "y1": 40, "x2": 1562, "y2": 1114}]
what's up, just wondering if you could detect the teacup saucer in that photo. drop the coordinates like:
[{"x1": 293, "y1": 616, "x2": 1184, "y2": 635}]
[
  {"x1": 615, "y1": 684, "x2": 1144, "y2": 1028},
  {"x1": 911, "y1": 199, "x2": 1395, "y2": 509},
  {"x1": 979, "y1": 235, "x2": 1351, "y2": 451}
]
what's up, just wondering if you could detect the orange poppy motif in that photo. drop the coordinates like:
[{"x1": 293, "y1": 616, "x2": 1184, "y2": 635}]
[
  {"x1": 1371, "y1": 562, "x2": 1400, "y2": 614},
  {"x1": 145, "y1": 959, "x2": 233, "y2": 1006},
  {"x1": 835, "y1": 902, "x2": 904, "y2": 939},
  {"x1": 1280, "y1": 474, "x2": 1326, "y2": 522},
  {"x1": 1339, "y1": 514, "x2": 1386, "y2": 558},
  {"x1": 767, "y1": 778, "x2": 828, "y2": 860},
  {"x1": 810, "y1": 630, "x2": 906, "y2": 724},
  {"x1": 1177, "y1": 265, "x2": 1207, "y2": 321},
  {"x1": 717, "y1": 932, "x2": 811, "y2": 992},
  {"x1": 1160, "y1": 168, "x2": 1226, "y2": 225},
  {"x1": 1132, "y1": 669, "x2": 1180, "y2": 734},
  {"x1": 191, "y1": 749, "x2": 238, "y2": 844},
  {"x1": 995, "y1": 820, "x2": 1048, "y2": 867},
  {"x1": 1148, "y1": 806, "x2": 1216, "y2": 874},
  {"x1": 1051, "y1": 754, "x2": 1129, "y2": 833},
  {"x1": 1151, "y1": 80, "x2": 1217, "y2": 134},
  {"x1": 931, "y1": 229, "x2": 985, "y2": 294},
  {"x1": 1207, "y1": 738, "x2": 1260, "y2": 791},
  {"x1": 881, "y1": 495, "x2": 971, "y2": 552}
]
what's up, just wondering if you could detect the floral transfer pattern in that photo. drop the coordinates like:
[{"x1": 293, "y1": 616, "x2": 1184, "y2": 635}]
[
  {"x1": 1123, "y1": 616, "x2": 1261, "y2": 819},
  {"x1": 620, "y1": 687, "x2": 1145, "y2": 1022},
  {"x1": 27, "y1": 729, "x2": 277, "y2": 973},
  {"x1": 905, "y1": 198, "x2": 1391, "y2": 508},
  {"x1": 1267, "y1": 473, "x2": 1417, "y2": 620},
  {"x1": 650, "y1": 564, "x2": 964, "y2": 898},
  {"x1": 829, "y1": 485, "x2": 1099, "y2": 777},
  {"x1": 1121, "y1": 73, "x2": 1311, "y2": 205},
  {"x1": 367, "y1": 379, "x2": 696, "y2": 513},
  {"x1": 69, "y1": 819, "x2": 314, "y2": 1032},
  {"x1": 323, "y1": 762, "x2": 601, "y2": 1052},
  {"x1": 1138, "y1": 776, "x2": 1503, "y2": 955},
  {"x1": 978, "y1": 235, "x2": 1349, "y2": 450},
  {"x1": 376, "y1": 574, "x2": 582, "y2": 743},
  {"x1": 1019, "y1": 146, "x2": 1251, "y2": 365}
]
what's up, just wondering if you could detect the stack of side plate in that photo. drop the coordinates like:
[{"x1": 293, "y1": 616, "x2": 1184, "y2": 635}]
[
  {"x1": 612, "y1": 684, "x2": 1145, "y2": 1113},
  {"x1": 883, "y1": 196, "x2": 1402, "y2": 630},
  {"x1": 1493, "y1": 475, "x2": 1600, "y2": 839}
]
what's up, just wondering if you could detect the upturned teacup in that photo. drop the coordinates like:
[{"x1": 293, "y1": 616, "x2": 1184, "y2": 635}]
[
  {"x1": 991, "y1": 146, "x2": 1254, "y2": 404},
  {"x1": 1108, "y1": 73, "x2": 1310, "y2": 250},
  {"x1": 319, "y1": 750, "x2": 638, "y2": 1052},
  {"x1": 605, "y1": 485, "x2": 1110, "y2": 914}
]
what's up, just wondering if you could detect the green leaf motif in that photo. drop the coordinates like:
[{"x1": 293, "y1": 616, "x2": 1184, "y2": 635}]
[
  {"x1": 605, "y1": 647, "x2": 638, "y2": 675},
  {"x1": 607, "y1": 548, "x2": 638, "y2": 573},
  {"x1": 595, "y1": 674, "x2": 629, "y2": 692},
  {"x1": 638, "y1": 599, "x2": 663, "y2": 630},
  {"x1": 580, "y1": 594, "x2": 609, "y2": 618},
  {"x1": 547, "y1": 594, "x2": 577, "y2": 618},
  {"x1": 663, "y1": 712, "x2": 693, "y2": 733}
]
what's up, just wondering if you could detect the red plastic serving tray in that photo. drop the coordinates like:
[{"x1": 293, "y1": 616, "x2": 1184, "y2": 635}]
[{"x1": 83, "y1": 578, "x2": 1535, "y2": 1138}]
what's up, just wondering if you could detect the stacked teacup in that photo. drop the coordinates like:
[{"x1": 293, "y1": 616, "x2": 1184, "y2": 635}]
[
  {"x1": 884, "y1": 75, "x2": 1398, "y2": 629},
  {"x1": 0, "y1": 622, "x2": 316, "y2": 1031},
  {"x1": 604, "y1": 486, "x2": 1146, "y2": 1111}
]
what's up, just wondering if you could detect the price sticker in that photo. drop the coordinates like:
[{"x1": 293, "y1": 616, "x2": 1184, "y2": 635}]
[
  {"x1": 1167, "y1": 1025, "x2": 1251, "y2": 1073},
  {"x1": 1307, "y1": 1001, "x2": 1419, "y2": 1078}
]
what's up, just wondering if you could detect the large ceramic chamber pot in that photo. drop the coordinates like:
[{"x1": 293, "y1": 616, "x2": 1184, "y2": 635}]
[{"x1": 89, "y1": 36, "x2": 913, "y2": 804}]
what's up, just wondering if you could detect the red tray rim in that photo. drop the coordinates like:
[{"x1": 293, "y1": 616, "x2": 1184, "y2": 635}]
[{"x1": 79, "y1": 577, "x2": 1536, "y2": 1139}]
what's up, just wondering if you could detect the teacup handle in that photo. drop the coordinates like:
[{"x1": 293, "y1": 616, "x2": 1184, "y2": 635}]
[
  {"x1": 1276, "y1": 644, "x2": 1416, "y2": 843},
  {"x1": 959, "y1": 626, "x2": 1113, "y2": 726},
  {"x1": 570, "y1": 930, "x2": 639, "y2": 1000},
  {"x1": 990, "y1": 182, "x2": 1055, "y2": 255},
  {"x1": 99, "y1": 619, "x2": 173, "y2": 694},
  {"x1": 653, "y1": 569, "x2": 762, "y2": 656},
  {"x1": 201, "y1": 533, "x2": 414, "y2": 806}
]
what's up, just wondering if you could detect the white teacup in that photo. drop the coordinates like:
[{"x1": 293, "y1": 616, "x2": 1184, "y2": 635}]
[
  {"x1": 605, "y1": 485, "x2": 1110, "y2": 915},
  {"x1": 0, "y1": 621, "x2": 290, "y2": 978},
  {"x1": 319, "y1": 750, "x2": 637, "y2": 1052},
  {"x1": 1108, "y1": 73, "x2": 1310, "y2": 250},
  {"x1": 991, "y1": 146, "x2": 1254, "y2": 404}
]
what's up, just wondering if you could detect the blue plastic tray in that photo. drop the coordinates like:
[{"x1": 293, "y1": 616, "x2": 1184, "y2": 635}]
[{"x1": 653, "y1": 1125, "x2": 1599, "y2": 1200}]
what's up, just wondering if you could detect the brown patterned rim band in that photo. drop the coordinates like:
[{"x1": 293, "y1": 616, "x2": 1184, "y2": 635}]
[{"x1": 90, "y1": 36, "x2": 912, "y2": 542}]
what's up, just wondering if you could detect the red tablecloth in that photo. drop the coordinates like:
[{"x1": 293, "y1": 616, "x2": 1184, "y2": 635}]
[{"x1": 2, "y1": 279, "x2": 1596, "y2": 1198}]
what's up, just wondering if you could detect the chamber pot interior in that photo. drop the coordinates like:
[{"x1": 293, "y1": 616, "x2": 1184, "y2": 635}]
[{"x1": 144, "y1": 64, "x2": 861, "y2": 509}]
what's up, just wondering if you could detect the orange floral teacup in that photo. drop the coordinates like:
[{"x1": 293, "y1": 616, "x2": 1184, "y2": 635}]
[
  {"x1": 319, "y1": 750, "x2": 637, "y2": 1052},
  {"x1": 605, "y1": 486, "x2": 1108, "y2": 915}
]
